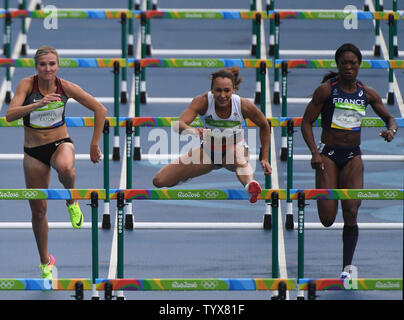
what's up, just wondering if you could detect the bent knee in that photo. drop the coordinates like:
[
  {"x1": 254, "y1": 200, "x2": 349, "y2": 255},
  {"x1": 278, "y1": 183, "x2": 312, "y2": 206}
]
[
  {"x1": 321, "y1": 220, "x2": 335, "y2": 228},
  {"x1": 57, "y1": 165, "x2": 75, "y2": 178},
  {"x1": 153, "y1": 175, "x2": 175, "y2": 188},
  {"x1": 30, "y1": 204, "x2": 47, "y2": 219}
]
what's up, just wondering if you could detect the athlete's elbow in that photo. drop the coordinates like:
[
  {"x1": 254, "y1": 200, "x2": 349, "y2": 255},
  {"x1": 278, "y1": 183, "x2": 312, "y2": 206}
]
[
  {"x1": 153, "y1": 175, "x2": 165, "y2": 188},
  {"x1": 5, "y1": 111, "x2": 16, "y2": 123}
]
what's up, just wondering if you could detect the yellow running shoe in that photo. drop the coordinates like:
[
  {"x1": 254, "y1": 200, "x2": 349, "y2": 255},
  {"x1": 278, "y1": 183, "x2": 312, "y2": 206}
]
[
  {"x1": 40, "y1": 254, "x2": 56, "y2": 280},
  {"x1": 67, "y1": 202, "x2": 83, "y2": 229}
]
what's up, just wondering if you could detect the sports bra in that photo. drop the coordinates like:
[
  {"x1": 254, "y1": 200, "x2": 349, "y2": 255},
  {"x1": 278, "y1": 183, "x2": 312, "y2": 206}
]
[{"x1": 23, "y1": 75, "x2": 68, "y2": 129}]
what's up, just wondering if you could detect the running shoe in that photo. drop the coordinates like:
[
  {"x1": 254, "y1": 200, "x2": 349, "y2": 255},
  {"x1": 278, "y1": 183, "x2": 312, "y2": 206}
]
[
  {"x1": 245, "y1": 180, "x2": 262, "y2": 203},
  {"x1": 40, "y1": 254, "x2": 56, "y2": 280},
  {"x1": 67, "y1": 202, "x2": 83, "y2": 229}
]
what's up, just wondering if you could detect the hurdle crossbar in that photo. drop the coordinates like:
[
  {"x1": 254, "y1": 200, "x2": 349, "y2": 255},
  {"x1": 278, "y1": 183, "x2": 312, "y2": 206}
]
[
  {"x1": 0, "y1": 278, "x2": 296, "y2": 291},
  {"x1": 3, "y1": 58, "x2": 404, "y2": 69},
  {"x1": 298, "y1": 278, "x2": 402, "y2": 291},
  {"x1": 1, "y1": 9, "x2": 403, "y2": 21},
  {"x1": 1, "y1": 116, "x2": 403, "y2": 128},
  {"x1": 0, "y1": 189, "x2": 402, "y2": 201}
]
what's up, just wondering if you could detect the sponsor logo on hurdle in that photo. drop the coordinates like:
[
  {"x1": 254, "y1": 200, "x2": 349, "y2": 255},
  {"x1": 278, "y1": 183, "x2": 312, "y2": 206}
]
[
  {"x1": 375, "y1": 281, "x2": 401, "y2": 289},
  {"x1": 0, "y1": 191, "x2": 19, "y2": 199},
  {"x1": 185, "y1": 13, "x2": 203, "y2": 19},
  {"x1": 183, "y1": 61, "x2": 202, "y2": 67},
  {"x1": 177, "y1": 191, "x2": 201, "y2": 198},
  {"x1": 357, "y1": 191, "x2": 380, "y2": 199},
  {"x1": 171, "y1": 281, "x2": 198, "y2": 289}
]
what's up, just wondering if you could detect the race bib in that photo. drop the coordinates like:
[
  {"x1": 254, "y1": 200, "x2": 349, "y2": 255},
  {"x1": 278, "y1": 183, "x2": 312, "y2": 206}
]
[
  {"x1": 29, "y1": 101, "x2": 65, "y2": 128},
  {"x1": 331, "y1": 102, "x2": 366, "y2": 131}
]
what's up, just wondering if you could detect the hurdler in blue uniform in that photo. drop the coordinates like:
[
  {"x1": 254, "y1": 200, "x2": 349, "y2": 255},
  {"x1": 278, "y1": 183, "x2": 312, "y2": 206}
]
[
  {"x1": 301, "y1": 43, "x2": 398, "y2": 278},
  {"x1": 318, "y1": 76, "x2": 369, "y2": 170}
]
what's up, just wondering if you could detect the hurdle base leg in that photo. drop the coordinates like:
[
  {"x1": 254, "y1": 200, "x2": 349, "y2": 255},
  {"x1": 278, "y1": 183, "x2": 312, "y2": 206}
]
[
  {"x1": 20, "y1": 44, "x2": 27, "y2": 56},
  {"x1": 128, "y1": 44, "x2": 134, "y2": 56},
  {"x1": 270, "y1": 281, "x2": 286, "y2": 300},
  {"x1": 140, "y1": 92, "x2": 147, "y2": 104},
  {"x1": 268, "y1": 45, "x2": 275, "y2": 56},
  {"x1": 285, "y1": 214, "x2": 294, "y2": 230},
  {"x1": 133, "y1": 147, "x2": 141, "y2": 161},
  {"x1": 113, "y1": 147, "x2": 120, "y2": 161},
  {"x1": 5, "y1": 91, "x2": 12, "y2": 104},
  {"x1": 263, "y1": 214, "x2": 272, "y2": 230},
  {"x1": 72, "y1": 281, "x2": 84, "y2": 300},
  {"x1": 120, "y1": 92, "x2": 128, "y2": 104},
  {"x1": 125, "y1": 214, "x2": 134, "y2": 230},
  {"x1": 104, "y1": 282, "x2": 113, "y2": 300},
  {"x1": 280, "y1": 147, "x2": 287, "y2": 162},
  {"x1": 254, "y1": 91, "x2": 261, "y2": 105},
  {"x1": 307, "y1": 281, "x2": 317, "y2": 300},
  {"x1": 373, "y1": 45, "x2": 381, "y2": 57},
  {"x1": 102, "y1": 213, "x2": 111, "y2": 229},
  {"x1": 272, "y1": 92, "x2": 280, "y2": 105},
  {"x1": 387, "y1": 92, "x2": 395, "y2": 105}
]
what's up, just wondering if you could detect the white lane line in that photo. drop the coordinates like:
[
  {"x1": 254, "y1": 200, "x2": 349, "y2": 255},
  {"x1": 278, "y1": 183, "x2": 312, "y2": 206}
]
[
  {"x1": 107, "y1": 10, "x2": 141, "y2": 300},
  {"x1": 256, "y1": 0, "x2": 289, "y2": 299}
]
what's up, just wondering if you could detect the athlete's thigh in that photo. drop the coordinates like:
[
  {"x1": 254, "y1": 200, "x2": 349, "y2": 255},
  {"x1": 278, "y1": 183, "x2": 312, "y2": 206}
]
[
  {"x1": 223, "y1": 146, "x2": 249, "y2": 172},
  {"x1": 23, "y1": 154, "x2": 51, "y2": 212},
  {"x1": 315, "y1": 155, "x2": 339, "y2": 224},
  {"x1": 339, "y1": 155, "x2": 363, "y2": 216},
  {"x1": 339, "y1": 156, "x2": 363, "y2": 189},
  {"x1": 50, "y1": 142, "x2": 75, "y2": 171},
  {"x1": 158, "y1": 146, "x2": 215, "y2": 182}
]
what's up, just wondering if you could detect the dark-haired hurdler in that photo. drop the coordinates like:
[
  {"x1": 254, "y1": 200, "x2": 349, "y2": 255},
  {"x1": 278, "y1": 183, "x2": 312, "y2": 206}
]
[
  {"x1": 301, "y1": 43, "x2": 398, "y2": 278},
  {"x1": 153, "y1": 67, "x2": 272, "y2": 203}
]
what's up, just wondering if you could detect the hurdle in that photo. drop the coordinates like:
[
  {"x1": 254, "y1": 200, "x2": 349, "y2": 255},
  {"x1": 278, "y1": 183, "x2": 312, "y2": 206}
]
[
  {"x1": 291, "y1": 189, "x2": 403, "y2": 300},
  {"x1": 269, "y1": 9, "x2": 403, "y2": 104},
  {"x1": 0, "y1": 114, "x2": 275, "y2": 230},
  {"x1": 0, "y1": 8, "x2": 134, "y2": 103},
  {"x1": 0, "y1": 189, "x2": 105, "y2": 299},
  {"x1": 281, "y1": 116, "x2": 404, "y2": 230},
  {"x1": 267, "y1": 1, "x2": 402, "y2": 58},
  {"x1": 105, "y1": 189, "x2": 292, "y2": 300},
  {"x1": 0, "y1": 188, "x2": 295, "y2": 300},
  {"x1": 137, "y1": 10, "x2": 267, "y2": 105},
  {"x1": 1, "y1": 188, "x2": 401, "y2": 299},
  {"x1": 276, "y1": 58, "x2": 404, "y2": 160},
  {"x1": 0, "y1": 57, "x2": 128, "y2": 161}
]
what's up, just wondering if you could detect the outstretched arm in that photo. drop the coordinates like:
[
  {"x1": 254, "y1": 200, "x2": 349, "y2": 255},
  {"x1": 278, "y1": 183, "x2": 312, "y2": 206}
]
[
  {"x1": 241, "y1": 98, "x2": 271, "y2": 176},
  {"x1": 365, "y1": 86, "x2": 398, "y2": 142},
  {"x1": 62, "y1": 80, "x2": 107, "y2": 163},
  {"x1": 178, "y1": 93, "x2": 208, "y2": 138},
  {"x1": 301, "y1": 83, "x2": 330, "y2": 171}
]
